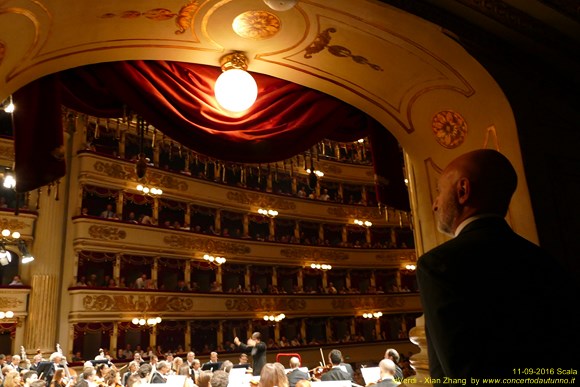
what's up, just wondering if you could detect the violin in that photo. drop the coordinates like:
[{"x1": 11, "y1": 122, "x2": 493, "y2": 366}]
[
  {"x1": 308, "y1": 348, "x2": 332, "y2": 381},
  {"x1": 56, "y1": 344, "x2": 78, "y2": 383}
]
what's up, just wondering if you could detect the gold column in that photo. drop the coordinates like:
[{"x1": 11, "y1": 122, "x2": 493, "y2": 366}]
[
  {"x1": 266, "y1": 170, "x2": 273, "y2": 193},
  {"x1": 152, "y1": 257, "x2": 159, "y2": 288},
  {"x1": 150, "y1": 325, "x2": 157, "y2": 349},
  {"x1": 118, "y1": 130, "x2": 126, "y2": 159},
  {"x1": 153, "y1": 141, "x2": 160, "y2": 168},
  {"x1": 24, "y1": 190, "x2": 67, "y2": 354},
  {"x1": 269, "y1": 218, "x2": 275, "y2": 240},
  {"x1": 396, "y1": 270, "x2": 402, "y2": 290},
  {"x1": 243, "y1": 214, "x2": 249, "y2": 238},
  {"x1": 361, "y1": 186, "x2": 367, "y2": 205},
  {"x1": 217, "y1": 321, "x2": 224, "y2": 348},
  {"x1": 350, "y1": 317, "x2": 356, "y2": 335},
  {"x1": 390, "y1": 227, "x2": 398, "y2": 247},
  {"x1": 153, "y1": 197, "x2": 159, "y2": 225},
  {"x1": 315, "y1": 180, "x2": 320, "y2": 197},
  {"x1": 68, "y1": 324, "x2": 75, "y2": 358},
  {"x1": 291, "y1": 176, "x2": 297, "y2": 194},
  {"x1": 247, "y1": 320, "x2": 253, "y2": 339},
  {"x1": 216, "y1": 265, "x2": 222, "y2": 287},
  {"x1": 375, "y1": 318, "x2": 381, "y2": 341},
  {"x1": 113, "y1": 254, "x2": 122, "y2": 285},
  {"x1": 116, "y1": 191, "x2": 124, "y2": 218},
  {"x1": 185, "y1": 321, "x2": 192, "y2": 351},
  {"x1": 366, "y1": 228, "x2": 372, "y2": 244},
  {"x1": 185, "y1": 204, "x2": 191, "y2": 229},
  {"x1": 272, "y1": 267, "x2": 277, "y2": 287},
  {"x1": 297, "y1": 268, "x2": 303, "y2": 290},
  {"x1": 338, "y1": 183, "x2": 343, "y2": 202},
  {"x1": 77, "y1": 184, "x2": 84, "y2": 216},
  {"x1": 342, "y1": 226, "x2": 347, "y2": 244},
  {"x1": 318, "y1": 224, "x2": 324, "y2": 243},
  {"x1": 184, "y1": 152, "x2": 190, "y2": 175},
  {"x1": 294, "y1": 221, "x2": 300, "y2": 239},
  {"x1": 274, "y1": 322, "x2": 280, "y2": 343},
  {"x1": 345, "y1": 270, "x2": 351, "y2": 289},
  {"x1": 110, "y1": 322, "x2": 119, "y2": 358},
  {"x1": 245, "y1": 266, "x2": 251, "y2": 289},
  {"x1": 370, "y1": 270, "x2": 376, "y2": 288},
  {"x1": 325, "y1": 318, "x2": 332, "y2": 342},
  {"x1": 73, "y1": 252, "x2": 79, "y2": 287},
  {"x1": 184, "y1": 261, "x2": 191, "y2": 286},
  {"x1": 215, "y1": 209, "x2": 221, "y2": 234},
  {"x1": 322, "y1": 271, "x2": 328, "y2": 288},
  {"x1": 300, "y1": 319, "x2": 307, "y2": 340}
]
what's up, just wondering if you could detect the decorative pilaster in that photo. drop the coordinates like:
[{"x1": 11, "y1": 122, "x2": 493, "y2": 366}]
[
  {"x1": 152, "y1": 257, "x2": 159, "y2": 287},
  {"x1": 216, "y1": 265, "x2": 222, "y2": 286},
  {"x1": 73, "y1": 252, "x2": 79, "y2": 287},
  {"x1": 243, "y1": 214, "x2": 249, "y2": 238},
  {"x1": 291, "y1": 176, "x2": 297, "y2": 194},
  {"x1": 366, "y1": 228, "x2": 371, "y2": 244},
  {"x1": 185, "y1": 321, "x2": 192, "y2": 351},
  {"x1": 118, "y1": 130, "x2": 126, "y2": 159},
  {"x1": 269, "y1": 218, "x2": 275, "y2": 240},
  {"x1": 113, "y1": 254, "x2": 121, "y2": 285},
  {"x1": 370, "y1": 270, "x2": 376, "y2": 288},
  {"x1": 25, "y1": 274, "x2": 60, "y2": 354},
  {"x1": 272, "y1": 267, "x2": 277, "y2": 287},
  {"x1": 274, "y1": 322, "x2": 280, "y2": 343},
  {"x1": 322, "y1": 271, "x2": 328, "y2": 289},
  {"x1": 300, "y1": 319, "x2": 307, "y2": 341},
  {"x1": 266, "y1": 170, "x2": 273, "y2": 193},
  {"x1": 345, "y1": 271, "x2": 351, "y2": 289},
  {"x1": 215, "y1": 209, "x2": 221, "y2": 234},
  {"x1": 297, "y1": 268, "x2": 303, "y2": 290},
  {"x1": 116, "y1": 191, "x2": 124, "y2": 218},
  {"x1": 217, "y1": 321, "x2": 224, "y2": 349},
  {"x1": 245, "y1": 266, "x2": 251, "y2": 289},
  {"x1": 390, "y1": 228, "x2": 398, "y2": 248},
  {"x1": 110, "y1": 322, "x2": 118, "y2": 357},
  {"x1": 342, "y1": 226, "x2": 347, "y2": 244},
  {"x1": 338, "y1": 183, "x2": 344, "y2": 202},
  {"x1": 150, "y1": 325, "x2": 157, "y2": 349},
  {"x1": 184, "y1": 152, "x2": 190, "y2": 175},
  {"x1": 184, "y1": 261, "x2": 191, "y2": 285},
  {"x1": 395, "y1": 270, "x2": 402, "y2": 290},
  {"x1": 361, "y1": 186, "x2": 367, "y2": 205},
  {"x1": 153, "y1": 197, "x2": 159, "y2": 225},
  {"x1": 375, "y1": 319, "x2": 381, "y2": 340},
  {"x1": 153, "y1": 141, "x2": 160, "y2": 167},
  {"x1": 350, "y1": 317, "x2": 356, "y2": 335},
  {"x1": 294, "y1": 221, "x2": 300, "y2": 239},
  {"x1": 185, "y1": 204, "x2": 191, "y2": 229},
  {"x1": 318, "y1": 224, "x2": 324, "y2": 243},
  {"x1": 247, "y1": 321, "x2": 253, "y2": 338},
  {"x1": 325, "y1": 318, "x2": 332, "y2": 342}
]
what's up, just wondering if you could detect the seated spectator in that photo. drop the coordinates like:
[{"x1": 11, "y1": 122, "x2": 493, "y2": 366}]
[
  {"x1": 9, "y1": 275, "x2": 24, "y2": 286},
  {"x1": 100, "y1": 204, "x2": 118, "y2": 219},
  {"x1": 139, "y1": 214, "x2": 154, "y2": 225},
  {"x1": 126, "y1": 211, "x2": 139, "y2": 224}
]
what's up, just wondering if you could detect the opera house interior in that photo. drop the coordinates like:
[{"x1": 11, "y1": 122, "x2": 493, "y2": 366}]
[{"x1": 0, "y1": 0, "x2": 578, "y2": 384}]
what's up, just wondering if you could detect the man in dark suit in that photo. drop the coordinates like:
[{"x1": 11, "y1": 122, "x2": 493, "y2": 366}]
[
  {"x1": 286, "y1": 357, "x2": 309, "y2": 387},
  {"x1": 374, "y1": 359, "x2": 398, "y2": 387},
  {"x1": 75, "y1": 366, "x2": 96, "y2": 387},
  {"x1": 418, "y1": 149, "x2": 579, "y2": 384},
  {"x1": 149, "y1": 361, "x2": 170, "y2": 383},
  {"x1": 383, "y1": 348, "x2": 403, "y2": 380},
  {"x1": 234, "y1": 332, "x2": 266, "y2": 376},
  {"x1": 320, "y1": 350, "x2": 352, "y2": 381}
]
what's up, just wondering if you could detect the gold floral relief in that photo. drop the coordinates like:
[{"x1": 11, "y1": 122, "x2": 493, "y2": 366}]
[
  {"x1": 279, "y1": 247, "x2": 349, "y2": 262},
  {"x1": 100, "y1": 8, "x2": 176, "y2": 21},
  {"x1": 0, "y1": 144, "x2": 15, "y2": 161},
  {"x1": 327, "y1": 206, "x2": 381, "y2": 219},
  {"x1": 0, "y1": 218, "x2": 26, "y2": 230},
  {"x1": 164, "y1": 235, "x2": 251, "y2": 255},
  {"x1": 83, "y1": 294, "x2": 194, "y2": 312},
  {"x1": 88, "y1": 225, "x2": 127, "y2": 240},
  {"x1": 93, "y1": 161, "x2": 134, "y2": 180},
  {"x1": 225, "y1": 297, "x2": 306, "y2": 312},
  {"x1": 375, "y1": 250, "x2": 417, "y2": 263},
  {"x1": 175, "y1": 0, "x2": 200, "y2": 35},
  {"x1": 233, "y1": 11, "x2": 281, "y2": 40},
  {"x1": 331, "y1": 296, "x2": 405, "y2": 310},
  {"x1": 432, "y1": 110, "x2": 467, "y2": 149},
  {"x1": 0, "y1": 297, "x2": 23, "y2": 309},
  {"x1": 227, "y1": 191, "x2": 296, "y2": 210}
]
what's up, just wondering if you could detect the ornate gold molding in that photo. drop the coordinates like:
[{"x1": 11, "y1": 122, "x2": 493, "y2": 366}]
[
  {"x1": 88, "y1": 225, "x2": 127, "y2": 240},
  {"x1": 0, "y1": 297, "x2": 23, "y2": 309},
  {"x1": 164, "y1": 235, "x2": 251, "y2": 255},
  {"x1": 0, "y1": 143, "x2": 14, "y2": 161},
  {"x1": 149, "y1": 170, "x2": 189, "y2": 191},
  {"x1": 83, "y1": 294, "x2": 194, "y2": 312},
  {"x1": 331, "y1": 296, "x2": 405, "y2": 310},
  {"x1": 327, "y1": 206, "x2": 381, "y2": 219},
  {"x1": 225, "y1": 298, "x2": 306, "y2": 312},
  {"x1": 375, "y1": 250, "x2": 417, "y2": 263},
  {"x1": 233, "y1": 11, "x2": 281, "y2": 40},
  {"x1": 279, "y1": 247, "x2": 349, "y2": 262},
  {"x1": 93, "y1": 161, "x2": 134, "y2": 180},
  {"x1": 227, "y1": 191, "x2": 296, "y2": 210},
  {"x1": 322, "y1": 164, "x2": 342, "y2": 175},
  {"x1": 0, "y1": 218, "x2": 26, "y2": 230},
  {"x1": 432, "y1": 110, "x2": 467, "y2": 149}
]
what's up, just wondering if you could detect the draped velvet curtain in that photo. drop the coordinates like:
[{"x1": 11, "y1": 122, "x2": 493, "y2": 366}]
[{"x1": 13, "y1": 60, "x2": 409, "y2": 210}]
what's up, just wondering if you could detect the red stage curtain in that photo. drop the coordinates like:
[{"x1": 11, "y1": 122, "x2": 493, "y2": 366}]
[{"x1": 13, "y1": 60, "x2": 408, "y2": 210}]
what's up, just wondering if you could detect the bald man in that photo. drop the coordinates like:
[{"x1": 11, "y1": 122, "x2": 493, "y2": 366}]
[
  {"x1": 374, "y1": 359, "x2": 398, "y2": 387},
  {"x1": 417, "y1": 149, "x2": 579, "y2": 384},
  {"x1": 287, "y1": 357, "x2": 309, "y2": 387}
]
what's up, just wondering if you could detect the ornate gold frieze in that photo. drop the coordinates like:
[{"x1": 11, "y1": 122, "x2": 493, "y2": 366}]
[
  {"x1": 175, "y1": 0, "x2": 200, "y2": 35},
  {"x1": 227, "y1": 191, "x2": 296, "y2": 210},
  {"x1": 327, "y1": 206, "x2": 381, "y2": 219},
  {"x1": 233, "y1": 11, "x2": 281, "y2": 40},
  {"x1": 0, "y1": 218, "x2": 26, "y2": 230},
  {"x1": 100, "y1": 8, "x2": 176, "y2": 21},
  {"x1": 93, "y1": 161, "x2": 134, "y2": 180},
  {"x1": 83, "y1": 294, "x2": 194, "y2": 312},
  {"x1": 149, "y1": 171, "x2": 189, "y2": 191},
  {"x1": 331, "y1": 296, "x2": 405, "y2": 310},
  {"x1": 323, "y1": 164, "x2": 342, "y2": 175},
  {"x1": 88, "y1": 225, "x2": 127, "y2": 240},
  {"x1": 432, "y1": 110, "x2": 467, "y2": 149},
  {"x1": 304, "y1": 28, "x2": 383, "y2": 71},
  {"x1": 225, "y1": 298, "x2": 306, "y2": 312},
  {"x1": 0, "y1": 143, "x2": 14, "y2": 161},
  {"x1": 279, "y1": 247, "x2": 349, "y2": 262},
  {"x1": 164, "y1": 235, "x2": 251, "y2": 255},
  {"x1": 0, "y1": 297, "x2": 23, "y2": 309},
  {"x1": 375, "y1": 250, "x2": 417, "y2": 263},
  {"x1": 0, "y1": 42, "x2": 5, "y2": 66}
]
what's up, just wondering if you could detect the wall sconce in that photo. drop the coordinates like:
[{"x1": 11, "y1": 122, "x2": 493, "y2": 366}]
[
  {"x1": 258, "y1": 208, "x2": 278, "y2": 218},
  {"x1": 405, "y1": 264, "x2": 416, "y2": 271},
  {"x1": 263, "y1": 313, "x2": 285, "y2": 322},
  {"x1": 363, "y1": 312, "x2": 383, "y2": 319},
  {"x1": 132, "y1": 316, "x2": 162, "y2": 326},
  {"x1": 136, "y1": 183, "x2": 163, "y2": 196},
  {"x1": 354, "y1": 219, "x2": 373, "y2": 227},
  {"x1": 214, "y1": 52, "x2": 258, "y2": 113},
  {"x1": 2, "y1": 171, "x2": 16, "y2": 189},
  {"x1": 306, "y1": 168, "x2": 324, "y2": 177},
  {"x1": 0, "y1": 311, "x2": 15, "y2": 319},
  {"x1": 204, "y1": 254, "x2": 226, "y2": 265},
  {"x1": 1, "y1": 96, "x2": 14, "y2": 113},
  {"x1": 310, "y1": 263, "x2": 332, "y2": 271}
]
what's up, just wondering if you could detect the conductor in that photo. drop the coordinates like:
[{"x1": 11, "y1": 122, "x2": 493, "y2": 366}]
[{"x1": 234, "y1": 332, "x2": 266, "y2": 376}]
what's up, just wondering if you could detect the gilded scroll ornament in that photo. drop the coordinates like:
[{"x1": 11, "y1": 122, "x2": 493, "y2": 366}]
[
  {"x1": 304, "y1": 28, "x2": 383, "y2": 71},
  {"x1": 432, "y1": 110, "x2": 467, "y2": 149},
  {"x1": 233, "y1": 11, "x2": 281, "y2": 40},
  {"x1": 327, "y1": 206, "x2": 381, "y2": 219},
  {"x1": 225, "y1": 298, "x2": 306, "y2": 312},
  {"x1": 375, "y1": 250, "x2": 417, "y2": 264},
  {"x1": 280, "y1": 247, "x2": 349, "y2": 262},
  {"x1": 0, "y1": 218, "x2": 26, "y2": 230},
  {"x1": 0, "y1": 41, "x2": 4, "y2": 66},
  {"x1": 93, "y1": 161, "x2": 134, "y2": 180},
  {"x1": 0, "y1": 297, "x2": 23, "y2": 309},
  {"x1": 0, "y1": 144, "x2": 14, "y2": 161},
  {"x1": 331, "y1": 296, "x2": 405, "y2": 310},
  {"x1": 100, "y1": 8, "x2": 176, "y2": 21},
  {"x1": 227, "y1": 191, "x2": 296, "y2": 210},
  {"x1": 175, "y1": 1, "x2": 200, "y2": 34},
  {"x1": 83, "y1": 294, "x2": 194, "y2": 312},
  {"x1": 88, "y1": 225, "x2": 127, "y2": 240},
  {"x1": 164, "y1": 235, "x2": 251, "y2": 255}
]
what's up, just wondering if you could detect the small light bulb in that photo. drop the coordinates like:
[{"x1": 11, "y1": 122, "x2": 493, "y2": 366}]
[
  {"x1": 137, "y1": 184, "x2": 144, "y2": 191},
  {"x1": 132, "y1": 318, "x2": 139, "y2": 324},
  {"x1": 11, "y1": 231, "x2": 20, "y2": 239},
  {"x1": 1, "y1": 229, "x2": 10, "y2": 237},
  {"x1": 0, "y1": 312, "x2": 5, "y2": 319}
]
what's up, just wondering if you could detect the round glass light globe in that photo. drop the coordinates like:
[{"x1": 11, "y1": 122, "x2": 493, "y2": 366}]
[{"x1": 215, "y1": 69, "x2": 258, "y2": 113}]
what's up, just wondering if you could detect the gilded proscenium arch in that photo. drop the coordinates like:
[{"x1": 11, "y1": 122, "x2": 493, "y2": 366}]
[{"x1": 257, "y1": 13, "x2": 475, "y2": 134}]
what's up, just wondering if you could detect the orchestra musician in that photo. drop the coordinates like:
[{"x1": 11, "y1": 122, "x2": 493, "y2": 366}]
[
  {"x1": 121, "y1": 361, "x2": 139, "y2": 387},
  {"x1": 372, "y1": 359, "x2": 398, "y2": 387},
  {"x1": 319, "y1": 350, "x2": 352, "y2": 382},
  {"x1": 234, "y1": 332, "x2": 266, "y2": 376},
  {"x1": 23, "y1": 371, "x2": 39, "y2": 387},
  {"x1": 75, "y1": 366, "x2": 96, "y2": 387},
  {"x1": 2, "y1": 370, "x2": 22, "y2": 387},
  {"x1": 286, "y1": 357, "x2": 309, "y2": 387}
]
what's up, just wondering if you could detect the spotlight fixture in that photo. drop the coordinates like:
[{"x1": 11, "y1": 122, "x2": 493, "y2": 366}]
[
  {"x1": 18, "y1": 240, "x2": 34, "y2": 264},
  {"x1": 0, "y1": 247, "x2": 10, "y2": 266},
  {"x1": 131, "y1": 316, "x2": 162, "y2": 326},
  {"x1": 310, "y1": 263, "x2": 332, "y2": 271},
  {"x1": 136, "y1": 184, "x2": 163, "y2": 196},
  {"x1": 354, "y1": 219, "x2": 373, "y2": 227},
  {"x1": 214, "y1": 52, "x2": 258, "y2": 113},
  {"x1": 363, "y1": 312, "x2": 383, "y2": 319},
  {"x1": 203, "y1": 254, "x2": 226, "y2": 265},
  {"x1": 263, "y1": 313, "x2": 285, "y2": 322},
  {"x1": 258, "y1": 208, "x2": 278, "y2": 218}
]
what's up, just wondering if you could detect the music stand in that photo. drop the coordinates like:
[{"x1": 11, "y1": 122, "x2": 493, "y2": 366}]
[{"x1": 201, "y1": 362, "x2": 223, "y2": 372}]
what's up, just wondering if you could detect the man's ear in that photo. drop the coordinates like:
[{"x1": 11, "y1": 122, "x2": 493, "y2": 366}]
[{"x1": 457, "y1": 178, "x2": 470, "y2": 204}]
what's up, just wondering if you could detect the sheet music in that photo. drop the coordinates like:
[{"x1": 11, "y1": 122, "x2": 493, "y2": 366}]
[{"x1": 360, "y1": 367, "x2": 380, "y2": 385}]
